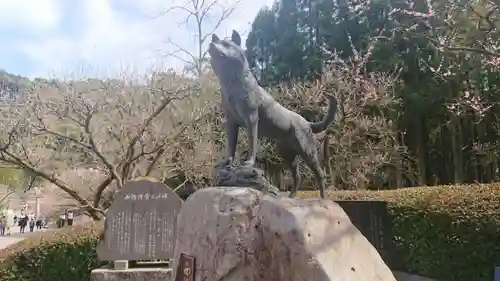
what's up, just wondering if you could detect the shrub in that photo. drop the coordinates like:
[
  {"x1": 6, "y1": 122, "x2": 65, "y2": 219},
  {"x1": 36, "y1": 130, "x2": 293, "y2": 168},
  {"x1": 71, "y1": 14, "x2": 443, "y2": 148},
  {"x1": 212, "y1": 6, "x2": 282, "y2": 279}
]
[
  {"x1": 0, "y1": 223, "x2": 104, "y2": 281},
  {"x1": 299, "y1": 183, "x2": 500, "y2": 281}
]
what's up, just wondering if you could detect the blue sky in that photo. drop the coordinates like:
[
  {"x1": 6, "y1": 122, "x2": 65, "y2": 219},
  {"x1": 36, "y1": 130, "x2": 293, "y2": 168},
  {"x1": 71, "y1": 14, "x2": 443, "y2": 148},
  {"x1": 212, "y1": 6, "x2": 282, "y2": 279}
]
[{"x1": 0, "y1": 0, "x2": 273, "y2": 79}]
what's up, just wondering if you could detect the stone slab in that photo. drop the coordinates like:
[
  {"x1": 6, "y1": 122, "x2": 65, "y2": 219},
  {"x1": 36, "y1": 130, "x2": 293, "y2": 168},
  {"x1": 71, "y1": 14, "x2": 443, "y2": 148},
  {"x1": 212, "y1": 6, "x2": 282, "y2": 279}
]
[
  {"x1": 90, "y1": 267, "x2": 172, "y2": 281},
  {"x1": 336, "y1": 200, "x2": 394, "y2": 266},
  {"x1": 114, "y1": 260, "x2": 129, "y2": 270},
  {"x1": 96, "y1": 178, "x2": 183, "y2": 261}
]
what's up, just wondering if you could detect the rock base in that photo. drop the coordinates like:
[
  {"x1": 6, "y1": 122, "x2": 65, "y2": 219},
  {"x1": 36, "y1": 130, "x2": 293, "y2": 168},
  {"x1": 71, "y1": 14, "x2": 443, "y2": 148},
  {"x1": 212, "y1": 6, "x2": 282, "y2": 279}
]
[
  {"x1": 172, "y1": 187, "x2": 396, "y2": 281},
  {"x1": 90, "y1": 267, "x2": 172, "y2": 281}
]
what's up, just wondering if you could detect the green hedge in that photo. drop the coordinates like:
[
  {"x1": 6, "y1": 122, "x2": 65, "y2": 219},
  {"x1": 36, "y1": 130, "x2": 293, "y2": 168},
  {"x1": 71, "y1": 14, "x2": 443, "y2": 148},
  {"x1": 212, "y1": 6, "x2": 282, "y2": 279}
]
[
  {"x1": 301, "y1": 183, "x2": 500, "y2": 281},
  {"x1": 0, "y1": 223, "x2": 104, "y2": 281},
  {"x1": 0, "y1": 184, "x2": 499, "y2": 281}
]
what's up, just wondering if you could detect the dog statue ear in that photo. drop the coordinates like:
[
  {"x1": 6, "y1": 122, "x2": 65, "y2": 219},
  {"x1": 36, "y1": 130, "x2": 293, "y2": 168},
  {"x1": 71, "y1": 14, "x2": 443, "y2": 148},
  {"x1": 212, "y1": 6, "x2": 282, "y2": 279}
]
[
  {"x1": 231, "y1": 30, "x2": 241, "y2": 46},
  {"x1": 212, "y1": 33, "x2": 220, "y2": 42}
]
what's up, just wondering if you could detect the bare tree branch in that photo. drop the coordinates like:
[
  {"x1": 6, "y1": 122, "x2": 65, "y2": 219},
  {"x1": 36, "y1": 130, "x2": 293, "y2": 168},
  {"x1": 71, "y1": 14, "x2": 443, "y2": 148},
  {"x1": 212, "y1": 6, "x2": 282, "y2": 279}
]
[
  {"x1": 0, "y1": 190, "x2": 15, "y2": 205},
  {"x1": 0, "y1": 71, "x2": 216, "y2": 220},
  {"x1": 159, "y1": 0, "x2": 239, "y2": 76},
  {"x1": 92, "y1": 176, "x2": 114, "y2": 208}
]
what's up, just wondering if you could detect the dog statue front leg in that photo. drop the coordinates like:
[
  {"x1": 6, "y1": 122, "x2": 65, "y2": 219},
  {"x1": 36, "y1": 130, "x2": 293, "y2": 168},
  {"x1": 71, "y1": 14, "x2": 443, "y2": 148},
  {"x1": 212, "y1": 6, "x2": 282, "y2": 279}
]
[
  {"x1": 243, "y1": 112, "x2": 259, "y2": 167},
  {"x1": 224, "y1": 121, "x2": 239, "y2": 166}
]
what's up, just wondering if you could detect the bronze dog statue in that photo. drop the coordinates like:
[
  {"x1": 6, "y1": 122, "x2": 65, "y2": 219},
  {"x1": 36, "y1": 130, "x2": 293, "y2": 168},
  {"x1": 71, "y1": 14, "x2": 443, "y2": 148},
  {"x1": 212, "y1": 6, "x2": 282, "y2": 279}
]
[{"x1": 208, "y1": 30, "x2": 337, "y2": 198}]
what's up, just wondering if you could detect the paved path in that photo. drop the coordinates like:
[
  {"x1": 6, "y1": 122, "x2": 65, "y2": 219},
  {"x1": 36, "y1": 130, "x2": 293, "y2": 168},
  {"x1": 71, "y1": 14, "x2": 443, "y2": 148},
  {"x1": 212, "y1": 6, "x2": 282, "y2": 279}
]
[
  {"x1": 0, "y1": 236, "x2": 24, "y2": 250},
  {"x1": 0, "y1": 225, "x2": 46, "y2": 250}
]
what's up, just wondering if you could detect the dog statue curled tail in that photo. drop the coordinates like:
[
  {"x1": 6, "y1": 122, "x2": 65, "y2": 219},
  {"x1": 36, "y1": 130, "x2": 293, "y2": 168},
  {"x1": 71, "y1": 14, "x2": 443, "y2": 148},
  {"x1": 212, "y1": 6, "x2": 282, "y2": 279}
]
[{"x1": 208, "y1": 30, "x2": 338, "y2": 199}]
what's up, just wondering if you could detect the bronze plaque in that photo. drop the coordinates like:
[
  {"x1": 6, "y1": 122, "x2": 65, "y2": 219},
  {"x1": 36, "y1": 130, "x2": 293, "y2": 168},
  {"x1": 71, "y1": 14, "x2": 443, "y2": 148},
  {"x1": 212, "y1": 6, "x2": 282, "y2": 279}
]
[
  {"x1": 335, "y1": 200, "x2": 395, "y2": 267},
  {"x1": 96, "y1": 178, "x2": 184, "y2": 261},
  {"x1": 174, "y1": 253, "x2": 196, "y2": 281}
]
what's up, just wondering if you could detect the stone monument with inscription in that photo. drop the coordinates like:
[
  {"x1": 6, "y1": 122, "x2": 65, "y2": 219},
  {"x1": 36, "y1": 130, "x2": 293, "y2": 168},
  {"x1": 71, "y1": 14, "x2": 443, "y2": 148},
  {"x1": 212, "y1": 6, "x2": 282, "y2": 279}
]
[{"x1": 91, "y1": 177, "x2": 183, "y2": 281}]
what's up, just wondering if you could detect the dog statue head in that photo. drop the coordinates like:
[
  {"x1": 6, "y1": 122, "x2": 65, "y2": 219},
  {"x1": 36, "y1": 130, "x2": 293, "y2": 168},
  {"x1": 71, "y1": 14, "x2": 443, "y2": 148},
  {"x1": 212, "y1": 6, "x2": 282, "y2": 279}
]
[{"x1": 209, "y1": 30, "x2": 249, "y2": 78}]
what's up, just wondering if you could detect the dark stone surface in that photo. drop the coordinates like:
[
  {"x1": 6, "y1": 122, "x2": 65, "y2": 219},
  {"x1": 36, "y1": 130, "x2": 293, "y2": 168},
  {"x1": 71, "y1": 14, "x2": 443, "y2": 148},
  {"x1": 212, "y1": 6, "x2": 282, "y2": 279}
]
[
  {"x1": 335, "y1": 200, "x2": 395, "y2": 268},
  {"x1": 97, "y1": 178, "x2": 183, "y2": 261},
  {"x1": 213, "y1": 164, "x2": 279, "y2": 197},
  {"x1": 175, "y1": 184, "x2": 197, "y2": 201}
]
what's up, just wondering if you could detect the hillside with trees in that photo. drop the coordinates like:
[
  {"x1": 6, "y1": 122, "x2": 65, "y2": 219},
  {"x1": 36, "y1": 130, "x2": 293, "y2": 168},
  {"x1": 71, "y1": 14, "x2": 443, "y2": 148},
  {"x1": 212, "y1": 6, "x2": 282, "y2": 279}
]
[{"x1": 1, "y1": 0, "x2": 500, "y2": 219}]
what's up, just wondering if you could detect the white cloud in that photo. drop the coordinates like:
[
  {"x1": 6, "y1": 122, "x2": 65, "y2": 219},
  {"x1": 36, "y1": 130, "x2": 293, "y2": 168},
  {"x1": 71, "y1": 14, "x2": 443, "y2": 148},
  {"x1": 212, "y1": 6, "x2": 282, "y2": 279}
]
[
  {"x1": 0, "y1": 0, "x2": 62, "y2": 33},
  {"x1": 2, "y1": 0, "x2": 275, "y2": 78}
]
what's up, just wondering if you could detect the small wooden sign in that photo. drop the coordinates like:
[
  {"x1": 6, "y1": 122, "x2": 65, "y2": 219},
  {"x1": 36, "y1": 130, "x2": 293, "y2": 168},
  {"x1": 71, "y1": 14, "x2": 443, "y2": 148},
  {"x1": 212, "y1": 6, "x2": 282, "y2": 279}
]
[{"x1": 175, "y1": 253, "x2": 196, "y2": 281}]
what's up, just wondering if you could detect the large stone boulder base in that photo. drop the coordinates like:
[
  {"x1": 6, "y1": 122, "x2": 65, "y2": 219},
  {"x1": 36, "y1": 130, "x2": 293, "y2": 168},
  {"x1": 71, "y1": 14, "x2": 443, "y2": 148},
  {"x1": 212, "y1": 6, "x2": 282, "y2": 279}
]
[{"x1": 172, "y1": 187, "x2": 396, "y2": 281}]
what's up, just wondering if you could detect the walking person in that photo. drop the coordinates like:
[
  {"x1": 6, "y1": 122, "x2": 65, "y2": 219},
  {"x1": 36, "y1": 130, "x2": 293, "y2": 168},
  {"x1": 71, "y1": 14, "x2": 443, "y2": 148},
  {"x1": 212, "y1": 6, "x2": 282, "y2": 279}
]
[
  {"x1": 19, "y1": 215, "x2": 27, "y2": 234},
  {"x1": 2, "y1": 215, "x2": 7, "y2": 236},
  {"x1": 0, "y1": 215, "x2": 5, "y2": 236},
  {"x1": 18, "y1": 211, "x2": 24, "y2": 227},
  {"x1": 67, "y1": 211, "x2": 74, "y2": 226},
  {"x1": 29, "y1": 219, "x2": 35, "y2": 232},
  {"x1": 36, "y1": 217, "x2": 42, "y2": 230},
  {"x1": 59, "y1": 212, "x2": 66, "y2": 228}
]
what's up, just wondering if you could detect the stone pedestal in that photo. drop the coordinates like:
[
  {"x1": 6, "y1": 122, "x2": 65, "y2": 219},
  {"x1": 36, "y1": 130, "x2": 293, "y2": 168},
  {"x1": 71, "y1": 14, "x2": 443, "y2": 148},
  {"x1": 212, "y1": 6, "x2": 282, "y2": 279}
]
[
  {"x1": 90, "y1": 267, "x2": 172, "y2": 281},
  {"x1": 172, "y1": 187, "x2": 396, "y2": 281}
]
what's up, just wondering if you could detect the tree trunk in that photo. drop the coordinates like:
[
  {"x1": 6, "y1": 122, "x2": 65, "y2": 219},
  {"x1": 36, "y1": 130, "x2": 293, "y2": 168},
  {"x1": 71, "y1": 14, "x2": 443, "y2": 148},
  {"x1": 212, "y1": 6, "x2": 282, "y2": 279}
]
[
  {"x1": 450, "y1": 116, "x2": 463, "y2": 184},
  {"x1": 440, "y1": 124, "x2": 452, "y2": 184},
  {"x1": 414, "y1": 116, "x2": 427, "y2": 186},
  {"x1": 394, "y1": 115, "x2": 405, "y2": 188},
  {"x1": 395, "y1": 144, "x2": 404, "y2": 188},
  {"x1": 469, "y1": 113, "x2": 480, "y2": 182}
]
